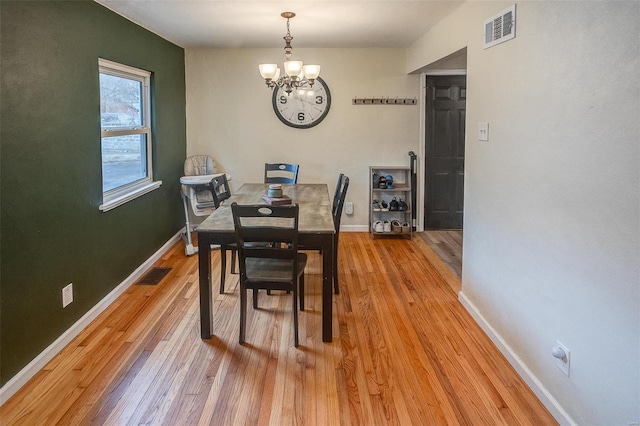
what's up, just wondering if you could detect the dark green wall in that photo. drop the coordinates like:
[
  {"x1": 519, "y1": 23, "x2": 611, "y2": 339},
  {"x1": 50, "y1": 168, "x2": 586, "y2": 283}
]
[{"x1": 0, "y1": 0, "x2": 186, "y2": 386}]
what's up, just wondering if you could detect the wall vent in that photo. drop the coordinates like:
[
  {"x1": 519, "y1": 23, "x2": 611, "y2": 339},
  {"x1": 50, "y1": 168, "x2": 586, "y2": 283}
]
[{"x1": 483, "y1": 4, "x2": 516, "y2": 49}]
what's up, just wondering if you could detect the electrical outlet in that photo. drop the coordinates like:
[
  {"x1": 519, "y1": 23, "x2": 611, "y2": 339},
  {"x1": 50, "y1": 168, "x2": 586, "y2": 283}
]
[
  {"x1": 345, "y1": 201, "x2": 354, "y2": 215},
  {"x1": 553, "y1": 341, "x2": 570, "y2": 377},
  {"x1": 62, "y1": 283, "x2": 73, "y2": 308}
]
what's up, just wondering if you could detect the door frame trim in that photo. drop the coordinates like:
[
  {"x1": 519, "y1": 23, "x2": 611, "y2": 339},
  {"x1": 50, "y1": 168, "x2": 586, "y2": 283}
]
[
  {"x1": 425, "y1": 69, "x2": 467, "y2": 76},
  {"x1": 418, "y1": 73, "x2": 426, "y2": 232}
]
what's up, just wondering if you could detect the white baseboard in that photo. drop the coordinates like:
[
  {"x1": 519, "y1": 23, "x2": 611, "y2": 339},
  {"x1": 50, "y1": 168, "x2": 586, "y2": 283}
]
[
  {"x1": 0, "y1": 230, "x2": 183, "y2": 406},
  {"x1": 458, "y1": 291, "x2": 577, "y2": 426},
  {"x1": 340, "y1": 224, "x2": 370, "y2": 232}
]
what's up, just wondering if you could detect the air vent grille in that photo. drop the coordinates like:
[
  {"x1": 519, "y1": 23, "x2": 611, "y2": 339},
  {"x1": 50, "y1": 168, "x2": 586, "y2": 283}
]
[
  {"x1": 137, "y1": 267, "x2": 172, "y2": 285},
  {"x1": 484, "y1": 4, "x2": 516, "y2": 49}
]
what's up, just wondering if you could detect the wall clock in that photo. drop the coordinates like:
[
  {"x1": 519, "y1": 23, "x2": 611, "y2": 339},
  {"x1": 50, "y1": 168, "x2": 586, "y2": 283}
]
[{"x1": 271, "y1": 77, "x2": 331, "y2": 129}]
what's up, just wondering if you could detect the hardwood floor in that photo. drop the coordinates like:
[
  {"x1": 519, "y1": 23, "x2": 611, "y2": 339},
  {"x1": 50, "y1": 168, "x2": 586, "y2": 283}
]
[{"x1": 1, "y1": 233, "x2": 555, "y2": 425}]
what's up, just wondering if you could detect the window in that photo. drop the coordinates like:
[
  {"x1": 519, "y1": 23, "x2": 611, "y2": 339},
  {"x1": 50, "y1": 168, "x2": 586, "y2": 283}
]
[{"x1": 98, "y1": 59, "x2": 161, "y2": 211}]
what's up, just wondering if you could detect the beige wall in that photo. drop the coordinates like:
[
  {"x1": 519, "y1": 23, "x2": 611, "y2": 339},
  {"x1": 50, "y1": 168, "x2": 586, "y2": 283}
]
[
  {"x1": 409, "y1": 2, "x2": 640, "y2": 424},
  {"x1": 186, "y1": 48, "x2": 420, "y2": 228}
]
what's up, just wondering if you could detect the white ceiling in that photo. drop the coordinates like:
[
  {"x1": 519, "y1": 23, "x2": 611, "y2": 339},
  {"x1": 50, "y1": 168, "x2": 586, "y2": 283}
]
[{"x1": 94, "y1": 1, "x2": 464, "y2": 49}]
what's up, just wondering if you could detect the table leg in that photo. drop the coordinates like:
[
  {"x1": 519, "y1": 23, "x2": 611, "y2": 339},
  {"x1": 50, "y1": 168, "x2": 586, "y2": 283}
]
[
  {"x1": 198, "y1": 232, "x2": 213, "y2": 338},
  {"x1": 322, "y1": 234, "x2": 334, "y2": 342}
]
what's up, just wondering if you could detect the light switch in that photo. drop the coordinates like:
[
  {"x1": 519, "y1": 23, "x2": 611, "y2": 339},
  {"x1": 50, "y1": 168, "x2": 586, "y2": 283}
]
[{"x1": 478, "y1": 122, "x2": 489, "y2": 141}]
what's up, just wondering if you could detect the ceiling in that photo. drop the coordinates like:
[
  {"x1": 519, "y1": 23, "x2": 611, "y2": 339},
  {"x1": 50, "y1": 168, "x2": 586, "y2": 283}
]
[{"x1": 94, "y1": 1, "x2": 464, "y2": 49}]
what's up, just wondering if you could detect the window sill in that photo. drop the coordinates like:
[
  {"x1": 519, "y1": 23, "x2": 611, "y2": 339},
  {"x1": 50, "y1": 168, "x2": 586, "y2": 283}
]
[{"x1": 99, "y1": 181, "x2": 162, "y2": 212}]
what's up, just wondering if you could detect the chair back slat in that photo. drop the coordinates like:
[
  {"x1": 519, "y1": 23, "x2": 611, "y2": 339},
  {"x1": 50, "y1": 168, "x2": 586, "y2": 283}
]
[
  {"x1": 208, "y1": 174, "x2": 232, "y2": 208},
  {"x1": 332, "y1": 174, "x2": 350, "y2": 232},
  {"x1": 264, "y1": 163, "x2": 299, "y2": 184}
]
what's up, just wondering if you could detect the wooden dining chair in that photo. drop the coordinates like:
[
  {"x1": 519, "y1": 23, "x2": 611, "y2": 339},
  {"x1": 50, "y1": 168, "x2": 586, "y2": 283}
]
[
  {"x1": 208, "y1": 174, "x2": 237, "y2": 294},
  {"x1": 264, "y1": 163, "x2": 299, "y2": 184},
  {"x1": 231, "y1": 202, "x2": 307, "y2": 347},
  {"x1": 295, "y1": 173, "x2": 349, "y2": 294},
  {"x1": 331, "y1": 174, "x2": 349, "y2": 294}
]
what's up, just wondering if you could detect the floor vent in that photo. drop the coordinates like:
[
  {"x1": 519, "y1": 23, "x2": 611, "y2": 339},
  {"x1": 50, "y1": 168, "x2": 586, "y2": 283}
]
[
  {"x1": 484, "y1": 4, "x2": 516, "y2": 49},
  {"x1": 137, "y1": 267, "x2": 172, "y2": 285}
]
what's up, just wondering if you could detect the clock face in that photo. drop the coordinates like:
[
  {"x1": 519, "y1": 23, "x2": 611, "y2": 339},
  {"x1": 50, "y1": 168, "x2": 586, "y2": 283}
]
[{"x1": 272, "y1": 77, "x2": 331, "y2": 129}]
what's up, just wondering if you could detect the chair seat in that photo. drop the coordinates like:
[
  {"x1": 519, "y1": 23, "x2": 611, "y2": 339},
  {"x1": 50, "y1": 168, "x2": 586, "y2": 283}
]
[{"x1": 245, "y1": 253, "x2": 307, "y2": 282}]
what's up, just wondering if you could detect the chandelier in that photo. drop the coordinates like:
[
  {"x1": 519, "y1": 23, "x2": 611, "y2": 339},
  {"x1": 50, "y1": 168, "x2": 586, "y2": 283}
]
[{"x1": 258, "y1": 12, "x2": 320, "y2": 94}]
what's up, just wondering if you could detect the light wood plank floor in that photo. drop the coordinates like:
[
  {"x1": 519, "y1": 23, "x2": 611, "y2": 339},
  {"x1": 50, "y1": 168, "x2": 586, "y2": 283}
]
[
  {"x1": 1, "y1": 233, "x2": 555, "y2": 425},
  {"x1": 418, "y1": 230, "x2": 463, "y2": 281}
]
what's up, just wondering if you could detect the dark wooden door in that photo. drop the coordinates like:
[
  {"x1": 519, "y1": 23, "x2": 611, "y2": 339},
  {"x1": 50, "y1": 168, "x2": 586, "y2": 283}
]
[{"x1": 425, "y1": 76, "x2": 466, "y2": 230}]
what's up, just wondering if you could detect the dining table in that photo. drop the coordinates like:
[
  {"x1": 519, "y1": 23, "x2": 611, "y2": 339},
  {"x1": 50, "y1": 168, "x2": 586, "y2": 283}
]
[{"x1": 196, "y1": 183, "x2": 336, "y2": 342}]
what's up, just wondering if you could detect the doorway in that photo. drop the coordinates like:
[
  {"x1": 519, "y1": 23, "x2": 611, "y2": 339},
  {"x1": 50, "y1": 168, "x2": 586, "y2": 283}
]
[{"x1": 424, "y1": 75, "x2": 466, "y2": 230}]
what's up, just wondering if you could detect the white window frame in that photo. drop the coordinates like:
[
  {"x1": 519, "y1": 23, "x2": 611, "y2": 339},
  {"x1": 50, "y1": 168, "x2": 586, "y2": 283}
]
[{"x1": 98, "y1": 58, "x2": 161, "y2": 212}]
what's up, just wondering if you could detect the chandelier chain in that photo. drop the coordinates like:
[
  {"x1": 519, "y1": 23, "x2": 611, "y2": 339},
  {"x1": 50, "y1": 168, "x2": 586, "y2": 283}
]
[{"x1": 283, "y1": 17, "x2": 293, "y2": 61}]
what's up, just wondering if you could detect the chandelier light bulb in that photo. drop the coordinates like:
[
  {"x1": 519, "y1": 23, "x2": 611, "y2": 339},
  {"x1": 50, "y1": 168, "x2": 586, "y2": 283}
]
[
  {"x1": 284, "y1": 61, "x2": 303, "y2": 79},
  {"x1": 303, "y1": 65, "x2": 320, "y2": 80},
  {"x1": 259, "y1": 64, "x2": 278, "y2": 80}
]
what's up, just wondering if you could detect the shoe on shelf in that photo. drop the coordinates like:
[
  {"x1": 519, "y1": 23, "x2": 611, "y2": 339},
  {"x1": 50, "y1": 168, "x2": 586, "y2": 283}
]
[
  {"x1": 383, "y1": 220, "x2": 392, "y2": 233},
  {"x1": 402, "y1": 222, "x2": 411, "y2": 233},
  {"x1": 372, "y1": 199, "x2": 381, "y2": 211},
  {"x1": 389, "y1": 197, "x2": 399, "y2": 211},
  {"x1": 398, "y1": 198, "x2": 408, "y2": 211},
  {"x1": 380, "y1": 200, "x2": 389, "y2": 211},
  {"x1": 391, "y1": 220, "x2": 402, "y2": 233},
  {"x1": 373, "y1": 220, "x2": 384, "y2": 233}
]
